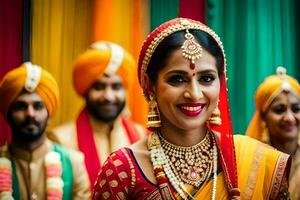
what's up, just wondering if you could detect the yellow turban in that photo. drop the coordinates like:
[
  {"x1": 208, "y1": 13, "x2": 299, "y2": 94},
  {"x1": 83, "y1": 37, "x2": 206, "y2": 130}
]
[
  {"x1": 73, "y1": 41, "x2": 136, "y2": 97},
  {"x1": 0, "y1": 62, "x2": 59, "y2": 118},
  {"x1": 246, "y1": 67, "x2": 300, "y2": 141}
]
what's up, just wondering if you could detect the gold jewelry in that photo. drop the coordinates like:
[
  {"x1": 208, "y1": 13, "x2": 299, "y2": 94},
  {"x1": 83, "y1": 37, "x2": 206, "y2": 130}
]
[
  {"x1": 147, "y1": 96, "x2": 161, "y2": 130},
  {"x1": 159, "y1": 131, "x2": 215, "y2": 187},
  {"x1": 183, "y1": 91, "x2": 191, "y2": 99},
  {"x1": 138, "y1": 18, "x2": 226, "y2": 101},
  {"x1": 207, "y1": 107, "x2": 222, "y2": 126},
  {"x1": 181, "y1": 30, "x2": 203, "y2": 70}
]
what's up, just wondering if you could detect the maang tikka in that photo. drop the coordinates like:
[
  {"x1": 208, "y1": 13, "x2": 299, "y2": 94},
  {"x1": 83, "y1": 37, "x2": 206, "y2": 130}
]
[{"x1": 181, "y1": 29, "x2": 203, "y2": 70}]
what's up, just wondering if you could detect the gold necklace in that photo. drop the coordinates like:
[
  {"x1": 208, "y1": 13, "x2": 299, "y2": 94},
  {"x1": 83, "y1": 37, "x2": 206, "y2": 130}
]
[{"x1": 159, "y1": 131, "x2": 214, "y2": 187}]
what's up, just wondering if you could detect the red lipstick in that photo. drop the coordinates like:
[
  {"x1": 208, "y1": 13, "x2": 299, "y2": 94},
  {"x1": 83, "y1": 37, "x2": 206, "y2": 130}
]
[{"x1": 176, "y1": 102, "x2": 206, "y2": 117}]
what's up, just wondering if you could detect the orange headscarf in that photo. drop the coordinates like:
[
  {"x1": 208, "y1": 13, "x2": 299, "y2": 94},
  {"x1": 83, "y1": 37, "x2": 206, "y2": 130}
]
[
  {"x1": 246, "y1": 67, "x2": 300, "y2": 141},
  {"x1": 0, "y1": 62, "x2": 59, "y2": 118},
  {"x1": 73, "y1": 41, "x2": 136, "y2": 99}
]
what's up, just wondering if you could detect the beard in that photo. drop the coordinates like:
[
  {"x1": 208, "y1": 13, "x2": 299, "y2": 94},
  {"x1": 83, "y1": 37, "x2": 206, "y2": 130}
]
[
  {"x1": 8, "y1": 116, "x2": 48, "y2": 143},
  {"x1": 86, "y1": 99, "x2": 126, "y2": 123}
]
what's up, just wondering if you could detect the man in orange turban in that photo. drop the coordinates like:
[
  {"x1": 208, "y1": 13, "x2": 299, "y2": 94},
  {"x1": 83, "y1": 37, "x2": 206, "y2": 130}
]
[
  {"x1": 246, "y1": 66, "x2": 300, "y2": 199},
  {"x1": 0, "y1": 62, "x2": 91, "y2": 199},
  {"x1": 49, "y1": 41, "x2": 146, "y2": 186}
]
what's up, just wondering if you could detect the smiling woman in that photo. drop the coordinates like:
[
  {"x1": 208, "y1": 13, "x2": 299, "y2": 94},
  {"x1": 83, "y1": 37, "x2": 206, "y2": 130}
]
[
  {"x1": 153, "y1": 48, "x2": 220, "y2": 138},
  {"x1": 92, "y1": 18, "x2": 291, "y2": 200},
  {"x1": 246, "y1": 66, "x2": 300, "y2": 199}
]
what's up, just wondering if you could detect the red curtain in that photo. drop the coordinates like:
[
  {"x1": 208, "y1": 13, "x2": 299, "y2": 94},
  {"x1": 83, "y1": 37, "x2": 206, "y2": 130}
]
[
  {"x1": 0, "y1": 0, "x2": 24, "y2": 145},
  {"x1": 179, "y1": 0, "x2": 205, "y2": 23}
]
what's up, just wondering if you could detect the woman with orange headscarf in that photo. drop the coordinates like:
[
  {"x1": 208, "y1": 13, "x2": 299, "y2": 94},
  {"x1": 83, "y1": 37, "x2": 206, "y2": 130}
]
[
  {"x1": 246, "y1": 66, "x2": 300, "y2": 199},
  {"x1": 92, "y1": 18, "x2": 290, "y2": 199}
]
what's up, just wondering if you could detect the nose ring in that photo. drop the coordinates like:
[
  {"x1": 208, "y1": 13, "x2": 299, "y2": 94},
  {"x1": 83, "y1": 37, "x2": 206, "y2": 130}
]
[{"x1": 183, "y1": 91, "x2": 191, "y2": 98}]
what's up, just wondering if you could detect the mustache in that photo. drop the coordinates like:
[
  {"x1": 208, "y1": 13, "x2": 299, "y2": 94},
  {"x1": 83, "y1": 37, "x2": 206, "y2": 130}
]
[
  {"x1": 21, "y1": 118, "x2": 40, "y2": 127},
  {"x1": 95, "y1": 100, "x2": 118, "y2": 106}
]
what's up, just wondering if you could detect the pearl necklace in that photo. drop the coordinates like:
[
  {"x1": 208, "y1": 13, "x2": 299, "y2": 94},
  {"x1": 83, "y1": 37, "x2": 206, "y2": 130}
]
[
  {"x1": 0, "y1": 151, "x2": 63, "y2": 199},
  {"x1": 149, "y1": 130, "x2": 218, "y2": 200}
]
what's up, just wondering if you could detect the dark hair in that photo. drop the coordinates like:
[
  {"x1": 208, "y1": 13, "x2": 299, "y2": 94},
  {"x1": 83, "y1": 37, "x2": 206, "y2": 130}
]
[{"x1": 146, "y1": 30, "x2": 224, "y2": 83}]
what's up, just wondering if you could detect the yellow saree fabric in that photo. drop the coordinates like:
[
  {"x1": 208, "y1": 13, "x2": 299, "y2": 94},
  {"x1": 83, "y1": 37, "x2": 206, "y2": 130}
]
[{"x1": 177, "y1": 135, "x2": 290, "y2": 200}]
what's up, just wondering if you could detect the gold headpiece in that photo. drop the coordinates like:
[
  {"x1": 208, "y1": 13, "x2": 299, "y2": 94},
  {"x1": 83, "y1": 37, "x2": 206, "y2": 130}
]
[
  {"x1": 181, "y1": 30, "x2": 203, "y2": 69},
  {"x1": 138, "y1": 18, "x2": 225, "y2": 101}
]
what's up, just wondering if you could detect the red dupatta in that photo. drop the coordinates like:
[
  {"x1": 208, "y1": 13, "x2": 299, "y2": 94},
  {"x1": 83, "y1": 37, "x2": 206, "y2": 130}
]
[
  {"x1": 76, "y1": 108, "x2": 141, "y2": 186},
  {"x1": 76, "y1": 108, "x2": 100, "y2": 187}
]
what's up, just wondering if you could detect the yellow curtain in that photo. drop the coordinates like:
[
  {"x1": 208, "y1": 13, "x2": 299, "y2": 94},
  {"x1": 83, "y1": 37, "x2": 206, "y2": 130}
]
[
  {"x1": 92, "y1": 0, "x2": 149, "y2": 125},
  {"x1": 30, "y1": 0, "x2": 92, "y2": 129}
]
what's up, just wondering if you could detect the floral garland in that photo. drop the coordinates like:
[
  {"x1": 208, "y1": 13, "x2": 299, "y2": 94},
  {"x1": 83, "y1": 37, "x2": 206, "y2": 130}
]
[
  {"x1": 0, "y1": 151, "x2": 63, "y2": 199},
  {"x1": 148, "y1": 130, "x2": 218, "y2": 200}
]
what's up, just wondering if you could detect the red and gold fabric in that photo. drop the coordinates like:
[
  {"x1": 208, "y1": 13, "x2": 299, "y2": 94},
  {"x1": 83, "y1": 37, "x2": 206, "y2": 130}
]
[
  {"x1": 92, "y1": 135, "x2": 290, "y2": 199},
  {"x1": 289, "y1": 146, "x2": 300, "y2": 200}
]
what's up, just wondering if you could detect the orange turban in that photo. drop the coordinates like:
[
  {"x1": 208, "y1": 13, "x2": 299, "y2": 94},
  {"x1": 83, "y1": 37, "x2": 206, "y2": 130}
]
[
  {"x1": 246, "y1": 67, "x2": 300, "y2": 141},
  {"x1": 73, "y1": 41, "x2": 136, "y2": 97},
  {"x1": 0, "y1": 62, "x2": 59, "y2": 118}
]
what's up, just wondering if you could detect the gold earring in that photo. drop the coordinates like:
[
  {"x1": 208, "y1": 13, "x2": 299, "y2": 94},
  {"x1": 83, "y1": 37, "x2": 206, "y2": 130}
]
[
  {"x1": 147, "y1": 96, "x2": 161, "y2": 131},
  {"x1": 207, "y1": 107, "x2": 221, "y2": 127},
  {"x1": 261, "y1": 121, "x2": 270, "y2": 143}
]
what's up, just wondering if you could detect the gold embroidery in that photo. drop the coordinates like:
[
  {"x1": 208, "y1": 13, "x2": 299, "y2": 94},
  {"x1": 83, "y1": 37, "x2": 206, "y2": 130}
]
[
  {"x1": 117, "y1": 192, "x2": 126, "y2": 200},
  {"x1": 121, "y1": 148, "x2": 136, "y2": 189},
  {"x1": 118, "y1": 171, "x2": 128, "y2": 179},
  {"x1": 113, "y1": 159, "x2": 123, "y2": 167},
  {"x1": 99, "y1": 179, "x2": 106, "y2": 187},
  {"x1": 268, "y1": 154, "x2": 289, "y2": 200},
  {"x1": 106, "y1": 169, "x2": 113, "y2": 176},
  {"x1": 102, "y1": 191, "x2": 111, "y2": 199},
  {"x1": 242, "y1": 145, "x2": 265, "y2": 199},
  {"x1": 109, "y1": 180, "x2": 118, "y2": 187}
]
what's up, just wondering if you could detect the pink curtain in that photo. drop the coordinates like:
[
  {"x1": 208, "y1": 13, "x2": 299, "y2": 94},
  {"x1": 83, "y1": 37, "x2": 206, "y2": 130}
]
[{"x1": 0, "y1": 0, "x2": 24, "y2": 145}]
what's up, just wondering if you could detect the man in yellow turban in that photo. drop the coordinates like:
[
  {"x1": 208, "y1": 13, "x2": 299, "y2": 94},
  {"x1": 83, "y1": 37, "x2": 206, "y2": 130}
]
[
  {"x1": 246, "y1": 66, "x2": 300, "y2": 199},
  {"x1": 0, "y1": 62, "x2": 91, "y2": 199},
  {"x1": 48, "y1": 41, "x2": 146, "y2": 186}
]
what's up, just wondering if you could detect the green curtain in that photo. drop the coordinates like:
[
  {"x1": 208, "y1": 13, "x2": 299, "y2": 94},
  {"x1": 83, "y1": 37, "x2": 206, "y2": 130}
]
[
  {"x1": 150, "y1": 0, "x2": 179, "y2": 30},
  {"x1": 206, "y1": 0, "x2": 298, "y2": 134}
]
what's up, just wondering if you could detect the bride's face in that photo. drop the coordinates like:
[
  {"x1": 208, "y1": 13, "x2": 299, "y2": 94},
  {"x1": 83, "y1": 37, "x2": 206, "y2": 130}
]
[{"x1": 153, "y1": 48, "x2": 220, "y2": 131}]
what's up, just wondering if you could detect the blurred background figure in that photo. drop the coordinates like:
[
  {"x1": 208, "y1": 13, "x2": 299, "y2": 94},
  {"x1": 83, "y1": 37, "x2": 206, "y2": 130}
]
[
  {"x1": 0, "y1": 62, "x2": 90, "y2": 199},
  {"x1": 246, "y1": 66, "x2": 300, "y2": 200},
  {"x1": 48, "y1": 41, "x2": 147, "y2": 187}
]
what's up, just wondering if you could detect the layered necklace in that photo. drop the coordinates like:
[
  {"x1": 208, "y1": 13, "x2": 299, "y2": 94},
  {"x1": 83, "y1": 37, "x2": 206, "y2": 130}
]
[
  {"x1": 160, "y1": 131, "x2": 215, "y2": 187},
  {"x1": 0, "y1": 151, "x2": 63, "y2": 199},
  {"x1": 149, "y1": 130, "x2": 218, "y2": 200}
]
